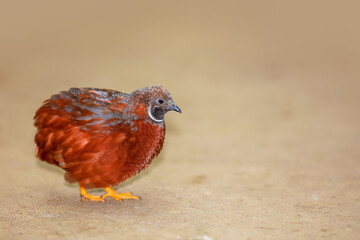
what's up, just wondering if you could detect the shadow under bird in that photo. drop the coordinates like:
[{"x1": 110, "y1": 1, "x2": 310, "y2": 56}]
[{"x1": 34, "y1": 85, "x2": 181, "y2": 202}]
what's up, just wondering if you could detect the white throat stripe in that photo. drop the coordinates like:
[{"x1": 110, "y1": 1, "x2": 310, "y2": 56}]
[{"x1": 148, "y1": 107, "x2": 164, "y2": 123}]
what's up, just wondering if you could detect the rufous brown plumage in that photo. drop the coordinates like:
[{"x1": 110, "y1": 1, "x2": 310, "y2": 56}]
[{"x1": 34, "y1": 86, "x2": 181, "y2": 202}]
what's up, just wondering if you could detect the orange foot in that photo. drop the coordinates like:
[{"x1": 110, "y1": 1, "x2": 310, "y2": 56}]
[
  {"x1": 102, "y1": 187, "x2": 140, "y2": 201},
  {"x1": 80, "y1": 186, "x2": 104, "y2": 203}
]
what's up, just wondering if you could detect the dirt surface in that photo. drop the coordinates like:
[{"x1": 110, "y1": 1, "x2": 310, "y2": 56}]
[{"x1": 1, "y1": 1, "x2": 360, "y2": 239}]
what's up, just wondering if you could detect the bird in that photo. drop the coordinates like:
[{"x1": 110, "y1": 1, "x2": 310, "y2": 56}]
[{"x1": 34, "y1": 85, "x2": 181, "y2": 202}]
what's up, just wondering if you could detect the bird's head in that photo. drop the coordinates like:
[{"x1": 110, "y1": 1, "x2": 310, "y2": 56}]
[{"x1": 131, "y1": 85, "x2": 181, "y2": 123}]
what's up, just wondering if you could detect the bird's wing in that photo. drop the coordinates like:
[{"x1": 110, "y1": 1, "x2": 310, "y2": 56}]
[
  {"x1": 42, "y1": 87, "x2": 137, "y2": 133},
  {"x1": 34, "y1": 88, "x2": 134, "y2": 168}
]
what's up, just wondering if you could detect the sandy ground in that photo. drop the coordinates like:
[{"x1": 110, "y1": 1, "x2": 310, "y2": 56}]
[{"x1": 1, "y1": 1, "x2": 360, "y2": 239}]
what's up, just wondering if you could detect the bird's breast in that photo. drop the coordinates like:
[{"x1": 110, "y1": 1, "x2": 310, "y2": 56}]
[{"x1": 120, "y1": 120, "x2": 165, "y2": 172}]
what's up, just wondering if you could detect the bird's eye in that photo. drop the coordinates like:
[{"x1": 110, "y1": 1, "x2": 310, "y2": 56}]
[{"x1": 158, "y1": 98, "x2": 165, "y2": 104}]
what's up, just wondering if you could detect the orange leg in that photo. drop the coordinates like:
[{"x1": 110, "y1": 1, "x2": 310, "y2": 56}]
[
  {"x1": 80, "y1": 186, "x2": 104, "y2": 202},
  {"x1": 102, "y1": 187, "x2": 140, "y2": 201}
]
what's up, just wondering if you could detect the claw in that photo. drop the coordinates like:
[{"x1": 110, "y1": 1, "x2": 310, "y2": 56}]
[
  {"x1": 80, "y1": 186, "x2": 104, "y2": 202},
  {"x1": 102, "y1": 187, "x2": 140, "y2": 201}
]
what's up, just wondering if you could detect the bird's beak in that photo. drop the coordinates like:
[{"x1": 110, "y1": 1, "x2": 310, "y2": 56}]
[{"x1": 168, "y1": 102, "x2": 182, "y2": 113}]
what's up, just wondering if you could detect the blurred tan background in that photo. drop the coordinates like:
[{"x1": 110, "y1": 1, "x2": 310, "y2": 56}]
[{"x1": 0, "y1": 1, "x2": 360, "y2": 239}]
